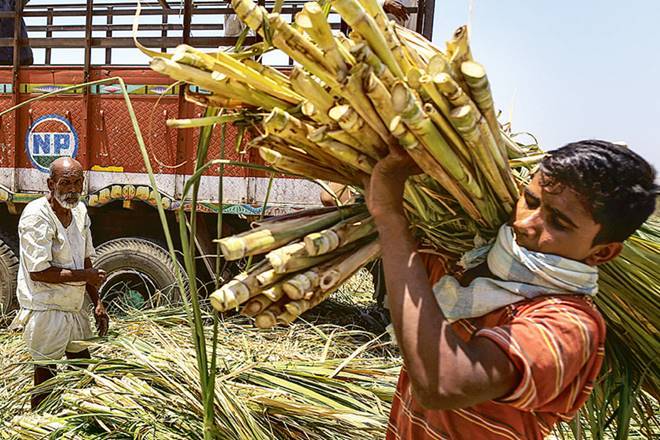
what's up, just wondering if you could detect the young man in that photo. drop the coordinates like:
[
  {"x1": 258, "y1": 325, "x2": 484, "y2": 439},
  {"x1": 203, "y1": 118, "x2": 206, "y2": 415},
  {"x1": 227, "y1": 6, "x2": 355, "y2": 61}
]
[
  {"x1": 10, "y1": 157, "x2": 109, "y2": 409},
  {"x1": 363, "y1": 140, "x2": 657, "y2": 439}
]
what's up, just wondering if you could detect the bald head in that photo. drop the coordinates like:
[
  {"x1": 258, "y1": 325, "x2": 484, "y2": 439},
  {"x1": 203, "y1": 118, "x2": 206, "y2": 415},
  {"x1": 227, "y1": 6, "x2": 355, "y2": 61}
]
[
  {"x1": 49, "y1": 157, "x2": 83, "y2": 181},
  {"x1": 48, "y1": 158, "x2": 84, "y2": 210}
]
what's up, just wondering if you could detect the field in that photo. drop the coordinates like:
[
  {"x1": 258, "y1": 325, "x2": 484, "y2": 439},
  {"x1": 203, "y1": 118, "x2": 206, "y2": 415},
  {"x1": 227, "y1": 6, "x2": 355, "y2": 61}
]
[{"x1": 1, "y1": 270, "x2": 657, "y2": 439}]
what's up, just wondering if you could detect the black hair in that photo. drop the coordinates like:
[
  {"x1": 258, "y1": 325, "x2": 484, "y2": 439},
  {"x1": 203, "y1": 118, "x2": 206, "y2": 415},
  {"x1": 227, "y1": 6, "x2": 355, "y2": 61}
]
[{"x1": 538, "y1": 140, "x2": 658, "y2": 244}]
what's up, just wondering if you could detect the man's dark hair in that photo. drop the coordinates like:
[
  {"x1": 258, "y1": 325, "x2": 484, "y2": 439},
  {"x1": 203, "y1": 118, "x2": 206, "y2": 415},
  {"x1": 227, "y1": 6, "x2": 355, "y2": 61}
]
[{"x1": 539, "y1": 140, "x2": 658, "y2": 244}]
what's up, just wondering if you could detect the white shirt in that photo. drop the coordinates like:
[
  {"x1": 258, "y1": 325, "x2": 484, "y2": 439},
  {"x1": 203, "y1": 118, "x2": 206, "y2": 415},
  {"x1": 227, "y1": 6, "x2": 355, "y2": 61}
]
[{"x1": 16, "y1": 197, "x2": 95, "y2": 312}]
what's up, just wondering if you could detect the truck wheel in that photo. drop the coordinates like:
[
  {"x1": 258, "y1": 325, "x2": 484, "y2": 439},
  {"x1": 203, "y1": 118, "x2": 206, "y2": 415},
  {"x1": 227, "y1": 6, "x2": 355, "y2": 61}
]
[
  {"x1": 94, "y1": 238, "x2": 188, "y2": 313},
  {"x1": 0, "y1": 238, "x2": 18, "y2": 314}
]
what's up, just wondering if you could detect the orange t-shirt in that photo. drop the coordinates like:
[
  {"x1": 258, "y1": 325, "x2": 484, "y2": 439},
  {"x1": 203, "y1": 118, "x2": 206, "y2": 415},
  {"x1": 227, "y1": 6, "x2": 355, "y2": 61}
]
[{"x1": 387, "y1": 255, "x2": 606, "y2": 440}]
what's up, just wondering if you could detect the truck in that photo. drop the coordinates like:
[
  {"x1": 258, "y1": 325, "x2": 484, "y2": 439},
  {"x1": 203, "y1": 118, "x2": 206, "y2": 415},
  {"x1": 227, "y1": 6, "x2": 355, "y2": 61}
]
[{"x1": 0, "y1": 0, "x2": 434, "y2": 313}]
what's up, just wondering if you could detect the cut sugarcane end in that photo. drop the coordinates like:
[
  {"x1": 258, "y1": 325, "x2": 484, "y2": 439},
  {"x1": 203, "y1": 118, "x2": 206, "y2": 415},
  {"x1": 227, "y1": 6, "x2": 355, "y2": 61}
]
[
  {"x1": 320, "y1": 269, "x2": 342, "y2": 291},
  {"x1": 219, "y1": 236, "x2": 248, "y2": 261},
  {"x1": 255, "y1": 311, "x2": 278, "y2": 329},
  {"x1": 460, "y1": 60, "x2": 486, "y2": 79}
]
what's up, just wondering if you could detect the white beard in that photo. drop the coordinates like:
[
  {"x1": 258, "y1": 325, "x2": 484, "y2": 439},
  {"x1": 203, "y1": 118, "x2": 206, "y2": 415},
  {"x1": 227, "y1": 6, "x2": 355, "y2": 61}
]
[{"x1": 54, "y1": 190, "x2": 81, "y2": 210}]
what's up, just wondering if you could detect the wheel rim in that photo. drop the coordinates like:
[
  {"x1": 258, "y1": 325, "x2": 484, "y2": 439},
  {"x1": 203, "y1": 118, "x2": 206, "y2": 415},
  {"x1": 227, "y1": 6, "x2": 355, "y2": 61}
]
[{"x1": 100, "y1": 269, "x2": 158, "y2": 314}]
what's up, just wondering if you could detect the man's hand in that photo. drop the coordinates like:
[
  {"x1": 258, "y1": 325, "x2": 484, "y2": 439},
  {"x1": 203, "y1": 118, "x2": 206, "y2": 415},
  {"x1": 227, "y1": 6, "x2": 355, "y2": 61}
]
[
  {"x1": 383, "y1": 0, "x2": 409, "y2": 24},
  {"x1": 94, "y1": 302, "x2": 109, "y2": 337},
  {"x1": 85, "y1": 268, "x2": 106, "y2": 289},
  {"x1": 363, "y1": 148, "x2": 422, "y2": 219}
]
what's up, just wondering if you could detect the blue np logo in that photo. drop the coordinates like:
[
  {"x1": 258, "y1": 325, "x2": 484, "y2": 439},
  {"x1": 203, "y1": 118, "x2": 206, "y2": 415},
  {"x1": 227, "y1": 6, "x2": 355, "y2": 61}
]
[{"x1": 25, "y1": 114, "x2": 79, "y2": 173}]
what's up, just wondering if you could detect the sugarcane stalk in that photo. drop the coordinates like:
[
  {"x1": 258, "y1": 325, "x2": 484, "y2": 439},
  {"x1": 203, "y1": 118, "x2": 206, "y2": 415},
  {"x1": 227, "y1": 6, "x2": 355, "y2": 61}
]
[
  {"x1": 422, "y1": 102, "x2": 470, "y2": 161},
  {"x1": 317, "y1": 138, "x2": 376, "y2": 174},
  {"x1": 434, "y1": 72, "x2": 513, "y2": 187},
  {"x1": 264, "y1": 108, "x2": 347, "y2": 168},
  {"x1": 217, "y1": 204, "x2": 365, "y2": 260},
  {"x1": 231, "y1": 0, "x2": 338, "y2": 87},
  {"x1": 268, "y1": 13, "x2": 339, "y2": 87},
  {"x1": 209, "y1": 261, "x2": 273, "y2": 312},
  {"x1": 445, "y1": 25, "x2": 472, "y2": 92},
  {"x1": 290, "y1": 67, "x2": 336, "y2": 124},
  {"x1": 260, "y1": 147, "x2": 358, "y2": 185},
  {"x1": 173, "y1": 44, "x2": 302, "y2": 104},
  {"x1": 184, "y1": 90, "x2": 245, "y2": 109},
  {"x1": 267, "y1": 240, "x2": 348, "y2": 274},
  {"x1": 335, "y1": 32, "x2": 359, "y2": 64},
  {"x1": 320, "y1": 240, "x2": 381, "y2": 291},
  {"x1": 449, "y1": 105, "x2": 517, "y2": 208},
  {"x1": 341, "y1": 64, "x2": 398, "y2": 146},
  {"x1": 331, "y1": 0, "x2": 405, "y2": 79},
  {"x1": 295, "y1": 2, "x2": 348, "y2": 79},
  {"x1": 262, "y1": 283, "x2": 286, "y2": 302},
  {"x1": 427, "y1": 53, "x2": 450, "y2": 76},
  {"x1": 241, "y1": 294, "x2": 272, "y2": 317},
  {"x1": 276, "y1": 310, "x2": 298, "y2": 325},
  {"x1": 351, "y1": 43, "x2": 396, "y2": 86},
  {"x1": 304, "y1": 213, "x2": 375, "y2": 256},
  {"x1": 460, "y1": 60, "x2": 508, "y2": 161},
  {"x1": 282, "y1": 269, "x2": 322, "y2": 300},
  {"x1": 150, "y1": 58, "x2": 289, "y2": 109},
  {"x1": 391, "y1": 82, "x2": 485, "y2": 204},
  {"x1": 328, "y1": 104, "x2": 388, "y2": 158},
  {"x1": 311, "y1": 126, "x2": 382, "y2": 161},
  {"x1": 364, "y1": 71, "x2": 398, "y2": 128},
  {"x1": 255, "y1": 301, "x2": 288, "y2": 328},
  {"x1": 389, "y1": 116, "x2": 488, "y2": 225},
  {"x1": 356, "y1": 0, "x2": 413, "y2": 74},
  {"x1": 242, "y1": 59, "x2": 291, "y2": 88}
]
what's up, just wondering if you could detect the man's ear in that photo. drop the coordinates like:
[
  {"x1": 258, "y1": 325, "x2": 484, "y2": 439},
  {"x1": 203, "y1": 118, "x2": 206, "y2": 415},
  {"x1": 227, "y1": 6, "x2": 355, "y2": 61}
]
[
  {"x1": 46, "y1": 177, "x2": 54, "y2": 192},
  {"x1": 584, "y1": 242, "x2": 623, "y2": 266}
]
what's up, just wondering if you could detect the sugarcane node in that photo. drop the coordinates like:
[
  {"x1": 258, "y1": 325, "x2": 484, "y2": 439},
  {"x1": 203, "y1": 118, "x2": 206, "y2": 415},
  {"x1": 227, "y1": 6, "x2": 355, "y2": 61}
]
[{"x1": 450, "y1": 105, "x2": 477, "y2": 133}]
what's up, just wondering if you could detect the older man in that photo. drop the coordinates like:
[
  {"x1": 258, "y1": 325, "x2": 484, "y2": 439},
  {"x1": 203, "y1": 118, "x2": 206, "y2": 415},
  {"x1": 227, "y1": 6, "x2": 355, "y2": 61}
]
[{"x1": 11, "y1": 157, "x2": 108, "y2": 409}]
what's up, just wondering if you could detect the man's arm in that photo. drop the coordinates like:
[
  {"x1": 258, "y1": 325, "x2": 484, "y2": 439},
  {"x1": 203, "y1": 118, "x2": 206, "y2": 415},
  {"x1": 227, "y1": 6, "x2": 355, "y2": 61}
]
[
  {"x1": 30, "y1": 265, "x2": 105, "y2": 286},
  {"x1": 364, "y1": 151, "x2": 519, "y2": 410},
  {"x1": 84, "y1": 258, "x2": 109, "y2": 336}
]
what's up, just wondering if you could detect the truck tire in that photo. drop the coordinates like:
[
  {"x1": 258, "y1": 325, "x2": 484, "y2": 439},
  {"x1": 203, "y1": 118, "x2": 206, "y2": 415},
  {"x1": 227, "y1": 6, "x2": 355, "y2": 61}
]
[
  {"x1": 0, "y1": 238, "x2": 18, "y2": 314},
  {"x1": 94, "y1": 238, "x2": 188, "y2": 313}
]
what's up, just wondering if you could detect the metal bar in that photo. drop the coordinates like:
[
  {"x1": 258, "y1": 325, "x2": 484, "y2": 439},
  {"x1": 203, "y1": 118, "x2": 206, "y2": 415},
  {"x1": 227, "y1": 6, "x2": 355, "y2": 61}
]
[
  {"x1": 25, "y1": 23, "x2": 227, "y2": 32},
  {"x1": 161, "y1": 6, "x2": 167, "y2": 53},
  {"x1": 105, "y1": 6, "x2": 113, "y2": 64},
  {"x1": 45, "y1": 8, "x2": 54, "y2": 64},
  {"x1": 12, "y1": 1, "x2": 23, "y2": 193},
  {"x1": 0, "y1": 36, "x2": 260, "y2": 48},
  {"x1": 415, "y1": 0, "x2": 425, "y2": 34},
  {"x1": 176, "y1": 0, "x2": 193, "y2": 184},
  {"x1": 421, "y1": 0, "x2": 435, "y2": 40},
  {"x1": 81, "y1": 0, "x2": 94, "y2": 169}
]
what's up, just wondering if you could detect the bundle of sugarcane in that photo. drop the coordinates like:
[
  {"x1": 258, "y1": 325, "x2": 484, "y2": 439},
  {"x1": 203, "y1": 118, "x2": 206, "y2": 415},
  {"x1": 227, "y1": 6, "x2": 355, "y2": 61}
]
[
  {"x1": 144, "y1": 0, "x2": 540, "y2": 259},
  {"x1": 142, "y1": 0, "x2": 540, "y2": 323},
  {"x1": 209, "y1": 205, "x2": 381, "y2": 327},
  {"x1": 140, "y1": 0, "x2": 659, "y2": 402}
]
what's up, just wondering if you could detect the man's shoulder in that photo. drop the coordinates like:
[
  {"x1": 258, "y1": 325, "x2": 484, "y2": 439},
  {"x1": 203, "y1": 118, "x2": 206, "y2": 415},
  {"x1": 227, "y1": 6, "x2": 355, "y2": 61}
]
[
  {"x1": 513, "y1": 295, "x2": 606, "y2": 332},
  {"x1": 19, "y1": 197, "x2": 51, "y2": 222}
]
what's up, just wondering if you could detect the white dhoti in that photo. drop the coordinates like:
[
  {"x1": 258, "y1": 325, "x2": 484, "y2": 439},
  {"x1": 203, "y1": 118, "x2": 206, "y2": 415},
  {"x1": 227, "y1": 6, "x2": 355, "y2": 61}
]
[{"x1": 11, "y1": 308, "x2": 93, "y2": 361}]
